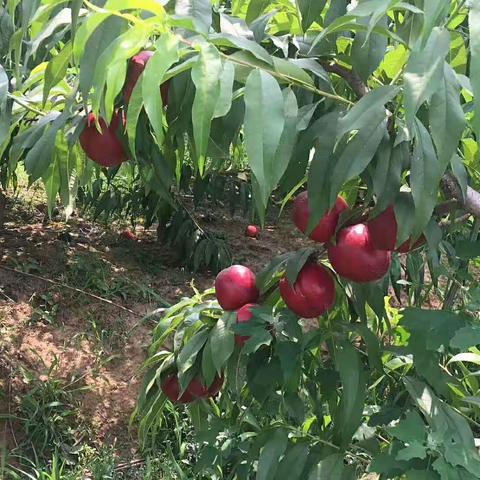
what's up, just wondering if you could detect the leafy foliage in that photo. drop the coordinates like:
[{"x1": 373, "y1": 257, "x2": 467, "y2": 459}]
[{"x1": 3, "y1": 0, "x2": 480, "y2": 478}]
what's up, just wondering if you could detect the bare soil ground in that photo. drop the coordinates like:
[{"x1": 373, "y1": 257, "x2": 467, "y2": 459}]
[{"x1": 0, "y1": 193, "x2": 305, "y2": 462}]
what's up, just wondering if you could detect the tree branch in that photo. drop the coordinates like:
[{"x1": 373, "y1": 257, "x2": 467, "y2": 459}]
[
  {"x1": 440, "y1": 172, "x2": 480, "y2": 218},
  {"x1": 321, "y1": 62, "x2": 369, "y2": 98},
  {"x1": 322, "y1": 60, "x2": 480, "y2": 218}
]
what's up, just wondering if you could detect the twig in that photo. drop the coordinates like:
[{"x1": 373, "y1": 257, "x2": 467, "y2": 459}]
[
  {"x1": 0, "y1": 265, "x2": 141, "y2": 317},
  {"x1": 114, "y1": 459, "x2": 145, "y2": 472},
  {"x1": 322, "y1": 62, "x2": 369, "y2": 98},
  {"x1": 177, "y1": 37, "x2": 354, "y2": 106},
  {"x1": 6, "y1": 93, "x2": 46, "y2": 117}
]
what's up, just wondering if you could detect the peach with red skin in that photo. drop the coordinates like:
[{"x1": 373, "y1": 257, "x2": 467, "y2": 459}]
[
  {"x1": 235, "y1": 303, "x2": 258, "y2": 347},
  {"x1": 121, "y1": 229, "x2": 136, "y2": 241},
  {"x1": 368, "y1": 206, "x2": 397, "y2": 251},
  {"x1": 123, "y1": 50, "x2": 170, "y2": 105},
  {"x1": 328, "y1": 223, "x2": 392, "y2": 283},
  {"x1": 215, "y1": 265, "x2": 259, "y2": 311},
  {"x1": 79, "y1": 112, "x2": 126, "y2": 167},
  {"x1": 161, "y1": 374, "x2": 194, "y2": 404},
  {"x1": 245, "y1": 225, "x2": 260, "y2": 238},
  {"x1": 186, "y1": 374, "x2": 224, "y2": 398},
  {"x1": 293, "y1": 192, "x2": 348, "y2": 243},
  {"x1": 279, "y1": 262, "x2": 336, "y2": 318},
  {"x1": 368, "y1": 206, "x2": 427, "y2": 253}
]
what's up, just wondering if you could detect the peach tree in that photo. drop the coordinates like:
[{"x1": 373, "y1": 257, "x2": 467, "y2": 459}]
[{"x1": 2, "y1": 0, "x2": 480, "y2": 477}]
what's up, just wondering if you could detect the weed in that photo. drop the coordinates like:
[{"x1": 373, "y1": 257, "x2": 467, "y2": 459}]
[
  {"x1": 65, "y1": 254, "x2": 160, "y2": 303},
  {"x1": 88, "y1": 315, "x2": 128, "y2": 353},
  {"x1": 15, "y1": 362, "x2": 89, "y2": 462},
  {"x1": 29, "y1": 292, "x2": 60, "y2": 326}
]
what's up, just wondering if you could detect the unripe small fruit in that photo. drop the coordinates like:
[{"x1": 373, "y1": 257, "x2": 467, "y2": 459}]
[
  {"x1": 79, "y1": 112, "x2": 126, "y2": 167},
  {"x1": 215, "y1": 265, "x2": 259, "y2": 311},
  {"x1": 279, "y1": 262, "x2": 336, "y2": 318},
  {"x1": 245, "y1": 225, "x2": 259, "y2": 238},
  {"x1": 161, "y1": 374, "x2": 194, "y2": 404},
  {"x1": 328, "y1": 224, "x2": 392, "y2": 283},
  {"x1": 293, "y1": 192, "x2": 348, "y2": 243},
  {"x1": 235, "y1": 303, "x2": 258, "y2": 347},
  {"x1": 124, "y1": 50, "x2": 170, "y2": 105}
]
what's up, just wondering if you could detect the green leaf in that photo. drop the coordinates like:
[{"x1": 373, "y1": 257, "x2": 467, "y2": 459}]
[
  {"x1": 0, "y1": 64, "x2": 7, "y2": 107},
  {"x1": 372, "y1": 138, "x2": 403, "y2": 214},
  {"x1": 285, "y1": 247, "x2": 315, "y2": 284},
  {"x1": 330, "y1": 117, "x2": 388, "y2": 203},
  {"x1": 450, "y1": 154, "x2": 468, "y2": 203},
  {"x1": 43, "y1": 41, "x2": 71, "y2": 106},
  {"x1": 432, "y1": 458, "x2": 478, "y2": 480},
  {"x1": 0, "y1": 8, "x2": 14, "y2": 58},
  {"x1": 78, "y1": 15, "x2": 127, "y2": 102},
  {"x1": 104, "y1": 0, "x2": 166, "y2": 16},
  {"x1": 126, "y1": 77, "x2": 144, "y2": 158},
  {"x1": 337, "y1": 85, "x2": 399, "y2": 139},
  {"x1": 256, "y1": 429, "x2": 288, "y2": 480},
  {"x1": 405, "y1": 470, "x2": 439, "y2": 480},
  {"x1": 455, "y1": 240, "x2": 480, "y2": 260},
  {"x1": 177, "y1": 329, "x2": 209, "y2": 375},
  {"x1": 469, "y1": 2, "x2": 480, "y2": 141},
  {"x1": 405, "y1": 378, "x2": 480, "y2": 476},
  {"x1": 175, "y1": 0, "x2": 212, "y2": 33},
  {"x1": 244, "y1": 69, "x2": 285, "y2": 220},
  {"x1": 275, "y1": 443, "x2": 309, "y2": 480},
  {"x1": 351, "y1": 18, "x2": 388, "y2": 82},
  {"x1": 307, "y1": 111, "x2": 341, "y2": 224},
  {"x1": 396, "y1": 442, "x2": 427, "y2": 461},
  {"x1": 274, "y1": 89, "x2": 301, "y2": 192},
  {"x1": 273, "y1": 57, "x2": 315, "y2": 87},
  {"x1": 387, "y1": 411, "x2": 426, "y2": 444},
  {"x1": 308, "y1": 454, "x2": 355, "y2": 480},
  {"x1": 143, "y1": 33, "x2": 180, "y2": 148},
  {"x1": 25, "y1": 124, "x2": 60, "y2": 182},
  {"x1": 201, "y1": 338, "x2": 216, "y2": 386},
  {"x1": 380, "y1": 44, "x2": 408, "y2": 79},
  {"x1": 297, "y1": 0, "x2": 327, "y2": 32},
  {"x1": 91, "y1": 22, "x2": 150, "y2": 116},
  {"x1": 276, "y1": 343, "x2": 302, "y2": 396},
  {"x1": 450, "y1": 326, "x2": 480, "y2": 350},
  {"x1": 210, "y1": 313, "x2": 235, "y2": 373},
  {"x1": 246, "y1": 0, "x2": 270, "y2": 25},
  {"x1": 404, "y1": 27, "x2": 450, "y2": 131},
  {"x1": 422, "y1": 0, "x2": 449, "y2": 43},
  {"x1": 42, "y1": 154, "x2": 61, "y2": 217},
  {"x1": 191, "y1": 44, "x2": 222, "y2": 174},
  {"x1": 429, "y1": 63, "x2": 465, "y2": 169},
  {"x1": 213, "y1": 61, "x2": 234, "y2": 118},
  {"x1": 334, "y1": 341, "x2": 366, "y2": 447},
  {"x1": 411, "y1": 118, "x2": 441, "y2": 237},
  {"x1": 210, "y1": 33, "x2": 273, "y2": 66}
]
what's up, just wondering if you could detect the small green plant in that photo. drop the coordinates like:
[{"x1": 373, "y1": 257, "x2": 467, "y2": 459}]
[
  {"x1": 5, "y1": 452, "x2": 68, "y2": 480},
  {"x1": 65, "y1": 253, "x2": 159, "y2": 303},
  {"x1": 29, "y1": 292, "x2": 59, "y2": 326},
  {"x1": 16, "y1": 362, "x2": 89, "y2": 462}
]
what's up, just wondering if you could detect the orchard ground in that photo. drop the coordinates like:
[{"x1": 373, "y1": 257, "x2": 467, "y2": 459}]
[{"x1": 0, "y1": 185, "x2": 312, "y2": 474}]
